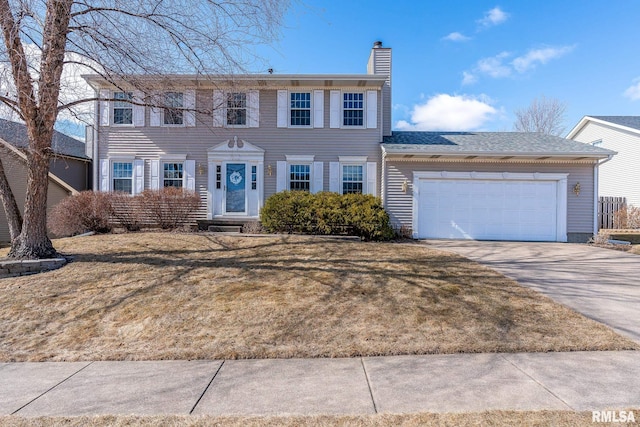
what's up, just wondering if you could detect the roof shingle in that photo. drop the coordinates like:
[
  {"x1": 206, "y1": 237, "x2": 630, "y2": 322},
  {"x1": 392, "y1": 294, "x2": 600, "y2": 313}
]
[{"x1": 0, "y1": 118, "x2": 88, "y2": 160}]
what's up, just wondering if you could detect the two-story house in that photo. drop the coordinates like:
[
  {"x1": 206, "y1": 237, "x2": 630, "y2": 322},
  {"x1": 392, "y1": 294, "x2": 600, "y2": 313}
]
[
  {"x1": 85, "y1": 42, "x2": 614, "y2": 243},
  {"x1": 84, "y1": 42, "x2": 391, "y2": 223}
]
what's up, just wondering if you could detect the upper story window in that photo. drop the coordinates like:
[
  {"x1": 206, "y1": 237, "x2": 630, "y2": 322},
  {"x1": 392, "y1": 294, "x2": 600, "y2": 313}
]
[
  {"x1": 289, "y1": 164, "x2": 311, "y2": 191},
  {"x1": 290, "y1": 92, "x2": 311, "y2": 126},
  {"x1": 164, "y1": 92, "x2": 184, "y2": 125},
  {"x1": 343, "y1": 93, "x2": 364, "y2": 127},
  {"x1": 226, "y1": 92, "x2": 247, "y2": 126},
  {"x1": 342, "y1": 164, "x2": 363, "y2": 194},
  {"x1": 113, "y1": 92, "x2": 133, "y2": 125},
  {"x1": 112, "y1": 161, "x2": 133, "y2": 193},
  {"x1": 163, "y1": 162, "x2": 184, "y2": 187}
]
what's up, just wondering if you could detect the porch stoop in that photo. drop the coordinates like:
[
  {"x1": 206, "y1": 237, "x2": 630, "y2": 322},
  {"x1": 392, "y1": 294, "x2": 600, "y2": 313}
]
[{"x1": 197, "y1": 219, "x2": 259, "y2": 233}]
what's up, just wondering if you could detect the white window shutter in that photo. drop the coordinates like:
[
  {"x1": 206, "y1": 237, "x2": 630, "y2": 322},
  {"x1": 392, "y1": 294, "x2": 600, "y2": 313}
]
[
  {"x1": 312, "y1": 161, "x2": 324, "y2": 194},
  {"x1": 133, "y1": 159, "x2": 144, "y2": 194},
  {"x1": 366, "y1": 90, "x2": 377, "y2": 129},
  {"x1": 213, "y1": 90, "x2": 225, "y2": 127},
  {"x1": 99, "y1": 89, "x2": 110, "y2": 127},
  {"x1": 150, "y1": 102, "x2": 162, "y2": 127},
  {"x1": 277, "y1": 90, "x2": 288, "y2": 128},
  {"x1": 329, "y1": 162, "x2": 340, "y2": 193},
  {"x1": 185, "y1": 160, "x2": 196, "y2": 190},
  {"x1": 248, "y1": 90, "x2": 259, "y2": 128},
  {"x1": 313, "y1": 90, "x2": 324, "y2": 128},
  {"x1": 184, "y1": 90, "x2": 196, "y2": 127},
  {"x1": 276, "y1": 161, "x2": 287, "y2": 192},
  {"x1": 329, "y1": 90, "x2": 340, "y2": 128},
  {"x1": 133, "y1": 91, "x2": 145, "y2": 127},
  {"x1": 151, "y1": 159, "x2": 160, "y2": 189},
  {"x1": 366, "y1": 162, "x2": 377, "y2": 195},
  {"x1": 100, "y1": 159, "x2": 110, "y2": 191}
]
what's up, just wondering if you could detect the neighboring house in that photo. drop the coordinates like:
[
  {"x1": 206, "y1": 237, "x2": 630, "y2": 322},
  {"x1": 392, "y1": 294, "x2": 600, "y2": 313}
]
[
  {"x1": 0, "y1": 119, "x2": 92, "y2": 242},
  {"x1": 567, "y1": 116, "x2": 639, "y2": 207},
  {"x1": 84, "y1": 42, "x2": 613, "y2": 243}
]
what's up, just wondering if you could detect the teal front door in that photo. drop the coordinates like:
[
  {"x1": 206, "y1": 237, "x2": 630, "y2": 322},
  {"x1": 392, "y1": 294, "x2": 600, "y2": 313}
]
[{"x1": 225, "y1": 163, "x2": 246, "y2": 213}]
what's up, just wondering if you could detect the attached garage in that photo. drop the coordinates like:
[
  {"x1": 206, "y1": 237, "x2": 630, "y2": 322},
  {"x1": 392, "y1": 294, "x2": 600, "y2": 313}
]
[
  {"x1": 381, "y1": 132, "x2": 616, "y2": 243},
  {"x1": 413, "y1": 172, "x2": 567, "y2": 241}
]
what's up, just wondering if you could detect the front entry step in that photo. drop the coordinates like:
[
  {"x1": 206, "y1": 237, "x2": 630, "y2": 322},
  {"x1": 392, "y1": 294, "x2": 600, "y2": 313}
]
[{"x1": 198, "y1": 219, "x2": 259, "y2": 234}]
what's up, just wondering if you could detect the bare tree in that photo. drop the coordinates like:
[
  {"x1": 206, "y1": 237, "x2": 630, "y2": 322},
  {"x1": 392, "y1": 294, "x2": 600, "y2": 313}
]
[
  {"x1": 0, "y1": 0, "x2": 289, "y2": 259},
  {"x1": 513, "y1": 96, "x2": 567, "y2": 136}
]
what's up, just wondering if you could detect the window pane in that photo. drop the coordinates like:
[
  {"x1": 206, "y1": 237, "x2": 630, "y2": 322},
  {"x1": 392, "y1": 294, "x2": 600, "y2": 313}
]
[
  {"x1": 289, "y1": 164, "x2": 310, "y2": 191},
  {"x1": 113, "y1": 92, "x2": 133, "y2": 125},
  {"x1": 164, "y1": 92, "x2": 184, "y2": 125},
  {"x1": 343, "y1": 92, "x2": 364, "y2": 126},
  {"x1": 112, "y1": 162, "x2": 133, "y2": 194},
  {"x1": 290, "y1": 92, "x2": 311, "y2": 126},
  {"x1": 226, "y1": 93, "x2": 247, "y2": 126},
  {"x1": 163, "y1": 162, "x2": 183, "y2": 187},
  {"x1": 342, "y1": 165, "x2": 363, "y2": 194}
]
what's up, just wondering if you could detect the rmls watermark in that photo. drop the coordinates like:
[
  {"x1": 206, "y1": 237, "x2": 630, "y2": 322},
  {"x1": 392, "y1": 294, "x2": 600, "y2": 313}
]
[{"x1": 592, "y1": 410, "x2": 636, "y2": 423}]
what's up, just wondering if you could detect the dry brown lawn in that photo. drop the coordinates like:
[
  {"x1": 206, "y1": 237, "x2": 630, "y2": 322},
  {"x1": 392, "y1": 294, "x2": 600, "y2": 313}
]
[
  {"x1": 0, "y1": 233, "x2": 636, "y2": 362},
  {"x1": 0, "y1": 411, "x2": 620, "y2": 427}
]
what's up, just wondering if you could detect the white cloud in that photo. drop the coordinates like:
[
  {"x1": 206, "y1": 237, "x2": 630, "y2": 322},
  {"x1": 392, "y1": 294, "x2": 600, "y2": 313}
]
[
  {"x1": 443, "y1": 32, "x2": 470, "y2": 42},
  {"x1": 462, "y1": 71, "x2": 478, "y2": 86},
  {"x1": 394, "y1": 94, "x2": 497, "y2": 131},
  {"x1": 477, "y1": 7, "x2": 509, "y2": 28},
  {"x1": 476, "y1": 51, "x2": 512, "y2": 78},
  {"x1": 512, "y1": 46, "x2": 575, "y2": 73},
  {"x1": 624, "y1": 78, "x2": 640, "y2": 100}
]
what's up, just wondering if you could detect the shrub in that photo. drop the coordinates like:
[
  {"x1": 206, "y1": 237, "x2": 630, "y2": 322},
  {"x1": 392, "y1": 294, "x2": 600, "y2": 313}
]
[
  {"x1": 110, "y1": 192, "x2": 144, "y2": 231},
  {"x1": 260, "y1": 191, "x2": 394, "y2": 241},
  {"x1": 613, "y1": 206, "x2": 640, "y2": 229},
  {"x1": 140, "y1": 187, "x2": 201, "y2": 230},
  {"x1": 48, "y1": 191, "x2": 113, "y2": 237}
]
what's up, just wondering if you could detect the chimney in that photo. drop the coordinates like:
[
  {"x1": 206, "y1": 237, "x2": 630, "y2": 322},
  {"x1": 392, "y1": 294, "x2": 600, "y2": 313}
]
[{"x1": 367, "y1": 41, "x2": 392, "y2": 137}]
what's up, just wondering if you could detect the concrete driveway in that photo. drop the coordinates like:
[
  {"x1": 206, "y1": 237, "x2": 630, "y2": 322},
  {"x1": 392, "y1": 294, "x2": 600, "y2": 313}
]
[{"x1": 424, "y1": 241, "x2": 640, "y2": 343}]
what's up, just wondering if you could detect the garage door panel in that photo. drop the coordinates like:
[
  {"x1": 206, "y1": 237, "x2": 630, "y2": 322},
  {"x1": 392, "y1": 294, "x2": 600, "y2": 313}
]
[{"x1": 417, "y1": 177, "x2": 560, "y2": 241}]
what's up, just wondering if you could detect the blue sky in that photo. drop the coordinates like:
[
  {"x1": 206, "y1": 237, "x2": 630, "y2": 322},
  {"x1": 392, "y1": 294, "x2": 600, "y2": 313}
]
[{"x1": 256, "y1": 0, "x2": 640, "y2": 135}]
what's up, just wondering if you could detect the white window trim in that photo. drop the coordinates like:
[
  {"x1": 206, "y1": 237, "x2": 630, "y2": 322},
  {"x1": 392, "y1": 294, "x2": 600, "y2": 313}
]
[
  {"x1": 152, "y1": 156, "x2": 195, "y2": 190},
  {"x1": 288, "y1": 91, "x2": 313, "y2": 128},
  {"x1": 330, "y1": 157, "x2": 376, "y2": 195},
  {"x1": 161, "y1": 160, "x2": 186, "y2": 188},
  {"x1": 112, "y1": 91, "x2": 134, "y2": 127},
  {"x1": 341, "y1": 91, "x2": 365, "y2": 129},
  {"x1": 101, "y1": 157, "x2": 144, "y2": 195},
  {"x1": 225, "y1": 91, "x2": 248, "y2": 128},
  {"x1": 161, "y1": 90, "x2": 195, "y2": 127}
]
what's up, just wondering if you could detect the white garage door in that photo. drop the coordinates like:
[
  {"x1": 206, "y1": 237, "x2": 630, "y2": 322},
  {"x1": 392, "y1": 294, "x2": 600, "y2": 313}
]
[{"x1": 415, "y1": 172, "x2": 568, "y2": 242}]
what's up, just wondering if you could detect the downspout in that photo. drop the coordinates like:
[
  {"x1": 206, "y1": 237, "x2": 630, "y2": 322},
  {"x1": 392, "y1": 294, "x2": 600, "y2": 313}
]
[
  {"x1": 381, "y1": 148, "x2": 387, "y2": 207},
  {"x1": 593, "y1": 154, "x2": 614, "y2": 235},
  {"x1": 92, "y1": 91, "x2": 99, "y2": 191}
]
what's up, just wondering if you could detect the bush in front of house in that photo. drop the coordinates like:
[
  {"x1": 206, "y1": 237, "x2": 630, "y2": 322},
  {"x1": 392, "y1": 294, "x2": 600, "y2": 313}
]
[
  {"x1": 48, "y1": 190, "x2": 114, "y2": 236},
  {"x1": 260, "y1": 191, "x2": 394, "y2": 241},
  {"x1": 140, "y1": 187, "x2": 202, "y2": 230}
]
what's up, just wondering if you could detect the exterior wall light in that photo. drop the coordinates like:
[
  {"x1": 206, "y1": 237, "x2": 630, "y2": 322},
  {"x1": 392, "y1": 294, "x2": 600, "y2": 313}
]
[
  {"x1": 267, "y1": 164, "x2": 273, "y2": 176},
  {"x1": 401, "y1": 179, "x2": 409, "y2": 193},
  {"x1": 573, "y1": 182, "x2": 581, "y2": 196}
]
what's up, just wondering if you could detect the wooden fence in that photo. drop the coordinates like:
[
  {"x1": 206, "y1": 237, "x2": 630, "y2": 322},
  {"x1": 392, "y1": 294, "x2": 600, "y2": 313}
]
[{"x1": 598, "y1": 196, "x2": 627, "y2": 229}]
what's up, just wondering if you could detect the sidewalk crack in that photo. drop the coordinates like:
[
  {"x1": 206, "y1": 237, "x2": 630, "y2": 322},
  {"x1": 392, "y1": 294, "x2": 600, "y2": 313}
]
[
  {"x1": 501, "y1": 354, "x2": 574, "y2": 411},
  {"x1": 360, "y1": 357, "x2": 378, "y2": 414},
  {"x1": 189, "y1": 360, "x2": 225, "y2": 415},
  {"x1": 11, "y1": 361, "x2": 94, "y2": 415}
]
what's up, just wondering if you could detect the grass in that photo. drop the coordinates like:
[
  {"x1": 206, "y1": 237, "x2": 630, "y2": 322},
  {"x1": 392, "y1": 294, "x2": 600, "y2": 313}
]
[
  {"x1": 0, "y1": 233, "x2": 636, "y2": 362},
  {"x1": 0, "y1": 411, "x2": 620, "y2": 427}
]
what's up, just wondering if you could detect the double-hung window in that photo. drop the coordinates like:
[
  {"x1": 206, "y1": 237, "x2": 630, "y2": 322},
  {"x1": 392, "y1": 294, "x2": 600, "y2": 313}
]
[
  {"x1": 226, "y1": 92, "x2": 247, "y2": 126},
  {"x1": 112, "y1": 162, "x2": 133, "y2": 193},
  {"x1": 289, "y1": 164, "x2": 311, "y2": 191},
  {"x1": 343, "y1": 92, "x2": 364, "y2": 127},
  {"x1": 290, "y1": 92, "x2": 311, "y2": 126},
  {"x1": 342, "y1": 164, "x2": 363, "y2": 194},
  {"x1": 164, "y1": 92, "x2": 184, "y2": 125},
  {"x1": 163, "y1": 162, "x2": 184, "y2": 187},
  {"x1": 113, "y1": 92, "x2": 133, "y2": 125}
]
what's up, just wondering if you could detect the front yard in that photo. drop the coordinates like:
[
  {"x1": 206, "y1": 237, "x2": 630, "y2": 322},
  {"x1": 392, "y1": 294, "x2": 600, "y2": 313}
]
[{"x1": 0, "y1": 233, "x2": 636, "y2": 362}]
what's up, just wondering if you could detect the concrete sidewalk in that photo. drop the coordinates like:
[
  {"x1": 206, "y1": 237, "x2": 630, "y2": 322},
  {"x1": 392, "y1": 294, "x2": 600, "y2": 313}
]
[{"x1": 2, "y1": 351, "x2": 640, "y2": 417}]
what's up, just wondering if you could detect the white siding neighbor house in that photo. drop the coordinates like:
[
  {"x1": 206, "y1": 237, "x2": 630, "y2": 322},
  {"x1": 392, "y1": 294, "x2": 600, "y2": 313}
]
[
  {"x1": 567, "y1": 116, "x2": 639, "y2": 207},
  {"x1": 84, "y1": 42, "x2": 614, "y2": 242}
]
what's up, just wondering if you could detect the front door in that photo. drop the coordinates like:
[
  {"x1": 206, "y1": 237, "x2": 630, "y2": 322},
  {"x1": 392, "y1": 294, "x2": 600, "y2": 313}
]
[{"x1": 225, "y1": 163, "x2": 246, "y2": 214}]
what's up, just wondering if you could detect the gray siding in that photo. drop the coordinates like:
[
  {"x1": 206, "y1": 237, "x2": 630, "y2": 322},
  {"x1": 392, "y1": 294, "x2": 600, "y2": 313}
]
[
  {"x1": 0, "y1": 147, "x2": 71, "y2": 242},
  {"x1": 50, "y1": 157, "x2": 90, "y2": 191},
  {"x1": 384, "y1": 160, "x2": 596, "y2": 235},
  {"x1": 571, "y1": 121, "x2": 640, "y2": 207},
  {"x1": 98, "y1": 89, "x2": 384, "y2": 213}
]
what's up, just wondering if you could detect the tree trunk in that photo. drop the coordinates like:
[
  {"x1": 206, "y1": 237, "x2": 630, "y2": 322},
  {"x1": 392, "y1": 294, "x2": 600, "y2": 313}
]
[
  {"x1": 7, "y1": 142, "x2": 57, "y2": 259},
  {"x1": 0, "y1": 154, "x2": 22, "y2": 241}
]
